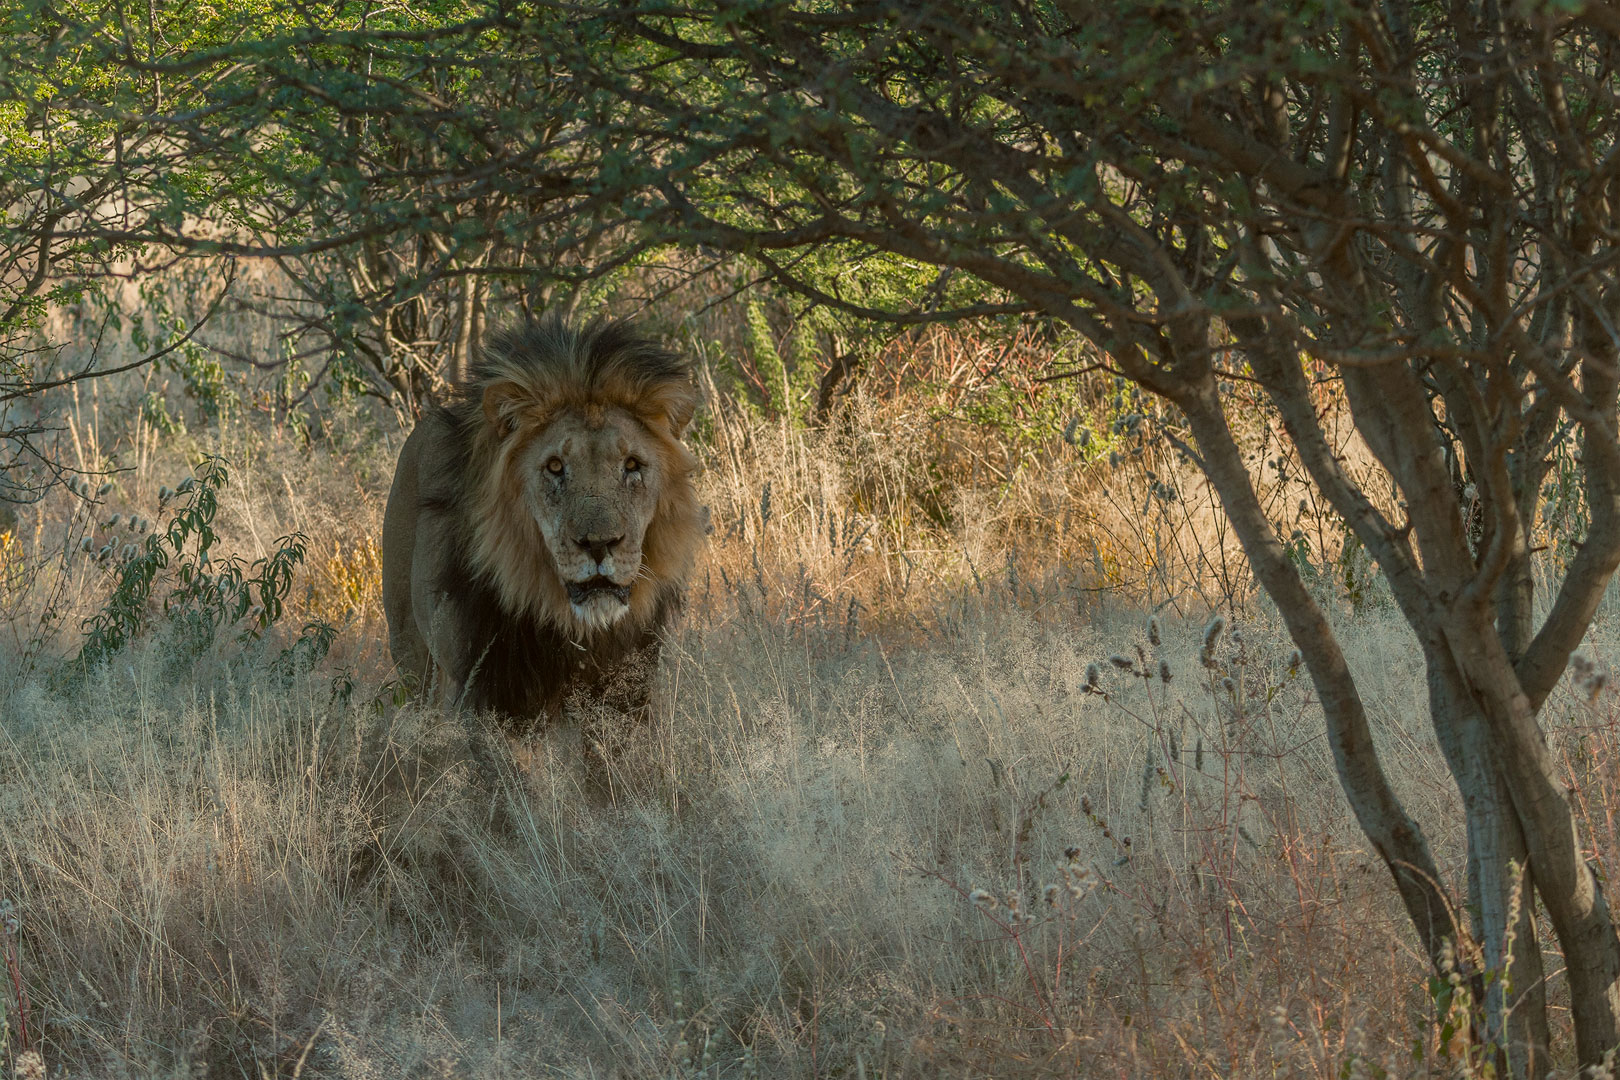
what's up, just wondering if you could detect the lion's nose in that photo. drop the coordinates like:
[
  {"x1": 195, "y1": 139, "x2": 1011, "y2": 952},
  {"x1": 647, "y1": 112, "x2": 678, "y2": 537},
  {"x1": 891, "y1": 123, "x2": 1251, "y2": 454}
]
[{"x1": 576, "y1": 534, "x2": 625, "y2": 564}]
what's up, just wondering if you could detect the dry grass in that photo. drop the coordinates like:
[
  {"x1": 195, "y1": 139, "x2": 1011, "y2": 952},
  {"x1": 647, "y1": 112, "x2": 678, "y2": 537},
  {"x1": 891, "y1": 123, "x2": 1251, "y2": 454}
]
[{"x1": 0, "y1": 324, "x2": 1617, "y2": 1078}]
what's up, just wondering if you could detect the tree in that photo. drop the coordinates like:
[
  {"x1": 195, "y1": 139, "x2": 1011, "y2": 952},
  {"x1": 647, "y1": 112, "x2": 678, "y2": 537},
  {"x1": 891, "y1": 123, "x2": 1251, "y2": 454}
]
[{"x1": 528, "y1": 0, "x2": 1619, "y2": 1073}]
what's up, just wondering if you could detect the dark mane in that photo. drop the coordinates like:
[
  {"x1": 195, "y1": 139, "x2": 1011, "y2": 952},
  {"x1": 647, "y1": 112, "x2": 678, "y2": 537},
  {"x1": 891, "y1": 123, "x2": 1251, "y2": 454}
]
[{"x1": 445, "y1": 315, "x2": 693, "y2": 433}]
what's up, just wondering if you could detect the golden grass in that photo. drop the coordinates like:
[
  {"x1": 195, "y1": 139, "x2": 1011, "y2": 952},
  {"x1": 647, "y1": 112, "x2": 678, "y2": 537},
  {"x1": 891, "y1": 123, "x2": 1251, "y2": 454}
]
[{"x1": 0, "y1": 355, "x2": 1615, "y2": 1078}]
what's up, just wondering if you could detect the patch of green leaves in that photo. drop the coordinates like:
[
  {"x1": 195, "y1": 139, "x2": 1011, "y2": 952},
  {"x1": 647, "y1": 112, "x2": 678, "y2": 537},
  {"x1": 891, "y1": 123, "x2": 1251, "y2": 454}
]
[{"x1": 72, "y1": 457, "x2": 326, "y2": 680}]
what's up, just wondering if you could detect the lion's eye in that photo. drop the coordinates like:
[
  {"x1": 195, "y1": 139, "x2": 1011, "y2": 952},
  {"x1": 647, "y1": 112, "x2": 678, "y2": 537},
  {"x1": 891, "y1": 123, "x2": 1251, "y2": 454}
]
[
  {"x1": 546, "y1": 458, "x2": 564, "y2": 475},
  {"x1": 625, "y1": 457, "x2": 642, "y2": 473}
]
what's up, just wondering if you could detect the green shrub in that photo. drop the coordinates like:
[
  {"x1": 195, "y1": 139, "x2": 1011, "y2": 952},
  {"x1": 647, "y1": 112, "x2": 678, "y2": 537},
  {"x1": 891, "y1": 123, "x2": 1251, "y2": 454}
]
[{"x1": 72, "y1": 457, "x2": 332, "y2": 679}]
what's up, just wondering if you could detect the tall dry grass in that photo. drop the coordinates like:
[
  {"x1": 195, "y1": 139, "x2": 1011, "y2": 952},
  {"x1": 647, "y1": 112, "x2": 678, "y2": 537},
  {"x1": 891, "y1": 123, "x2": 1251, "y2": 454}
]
[{"x1": 0, "y1": 318, "x2": 1615, "y2": 1078}]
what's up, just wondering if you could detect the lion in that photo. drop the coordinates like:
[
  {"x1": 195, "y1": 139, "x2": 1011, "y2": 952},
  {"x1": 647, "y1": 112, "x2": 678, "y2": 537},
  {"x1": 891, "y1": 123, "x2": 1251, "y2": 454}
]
[{"x1": 381, "y1": 315, "x2": 705, "y2": 727}]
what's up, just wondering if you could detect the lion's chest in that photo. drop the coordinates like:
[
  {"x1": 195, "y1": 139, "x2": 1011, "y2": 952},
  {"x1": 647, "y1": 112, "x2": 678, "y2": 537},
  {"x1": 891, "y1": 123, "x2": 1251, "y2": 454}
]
[{"x1": 456, "y1": 571, "x2": 666, "y2": 724}]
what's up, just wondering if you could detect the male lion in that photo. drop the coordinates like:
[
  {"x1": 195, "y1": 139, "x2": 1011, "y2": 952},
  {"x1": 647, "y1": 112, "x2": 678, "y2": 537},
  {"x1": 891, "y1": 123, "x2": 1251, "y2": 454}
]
[{"x1": 381, "y1": 316, "x2": 705, "y2": 725}]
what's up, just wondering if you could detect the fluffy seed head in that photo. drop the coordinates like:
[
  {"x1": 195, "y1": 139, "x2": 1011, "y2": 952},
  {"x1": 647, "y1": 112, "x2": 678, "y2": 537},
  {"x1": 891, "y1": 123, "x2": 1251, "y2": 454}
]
[{"x1": 13, "y1": 1050, "x2": 45, "y2": 1080}]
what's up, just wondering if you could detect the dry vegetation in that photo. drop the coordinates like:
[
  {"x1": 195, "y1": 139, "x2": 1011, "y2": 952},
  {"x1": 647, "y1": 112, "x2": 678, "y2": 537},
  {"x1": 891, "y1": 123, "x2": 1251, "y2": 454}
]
[{"x1": 1, "y1": 305, "x2": 1618, "y2": 1078}]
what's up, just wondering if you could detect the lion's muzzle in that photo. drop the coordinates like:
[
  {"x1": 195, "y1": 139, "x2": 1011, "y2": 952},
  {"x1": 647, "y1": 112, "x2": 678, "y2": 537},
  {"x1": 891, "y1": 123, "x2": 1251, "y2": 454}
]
[{"x1": 566, "y1": 575, "x2": 632, "y2": 606}]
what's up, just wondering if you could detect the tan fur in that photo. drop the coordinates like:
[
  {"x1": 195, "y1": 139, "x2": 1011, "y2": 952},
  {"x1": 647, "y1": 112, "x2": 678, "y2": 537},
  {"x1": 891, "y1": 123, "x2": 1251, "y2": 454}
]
[{"x1": 382, "y1": 317, "x2": 705, "y2": 719}]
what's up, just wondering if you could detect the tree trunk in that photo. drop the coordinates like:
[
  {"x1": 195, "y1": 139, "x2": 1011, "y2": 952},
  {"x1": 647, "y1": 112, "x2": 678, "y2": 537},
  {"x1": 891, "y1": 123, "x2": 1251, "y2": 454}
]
[
  {"x1": 1427, "y1": 646, "x2": 1551, "y2": 1078},
  {"x1": 1175, "y1": 388, "x2": 1464, "y2": 969},
  {"x1": 1444, "y1": 625, "x2": 1620, "y2": 1068},
  {"x1": 451, "y1": 270, "x2": 476, "y2": 387}
]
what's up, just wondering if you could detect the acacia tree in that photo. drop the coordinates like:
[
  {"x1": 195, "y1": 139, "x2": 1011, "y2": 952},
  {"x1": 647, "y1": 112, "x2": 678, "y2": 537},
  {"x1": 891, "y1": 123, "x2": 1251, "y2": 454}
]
[{"x1": 531, "y1": 0, "x2": 1620, "y2": 1072}]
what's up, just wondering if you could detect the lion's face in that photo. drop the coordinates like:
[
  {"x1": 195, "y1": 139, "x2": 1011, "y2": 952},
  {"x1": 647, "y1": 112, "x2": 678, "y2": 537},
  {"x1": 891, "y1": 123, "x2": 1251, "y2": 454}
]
[
  {"x1": 456, "y1": 318, "x2": 704, "y2": 643},
  {"x1": 512, "y1": 406, "x2": 667, "y2": 632}
]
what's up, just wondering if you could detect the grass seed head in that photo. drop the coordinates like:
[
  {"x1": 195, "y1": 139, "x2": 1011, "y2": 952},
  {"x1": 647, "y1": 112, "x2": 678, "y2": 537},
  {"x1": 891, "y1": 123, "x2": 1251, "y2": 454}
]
[
  {"x1": 1158, "y1": 659, "x2": 1172, "y2": 682},
  {"x1": 1200, "y1": 614, "x2": 1225, "y2": 666},
  {"x1": 12, "y1": 1050, "x2": 45, "y2": 1080}
]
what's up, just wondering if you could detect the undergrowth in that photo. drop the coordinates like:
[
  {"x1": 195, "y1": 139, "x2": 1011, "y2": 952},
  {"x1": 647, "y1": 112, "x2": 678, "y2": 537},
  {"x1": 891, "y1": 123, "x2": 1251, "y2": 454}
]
[{"x1": 0, "y1": 309, "x2": 1611, "y2": 1078}]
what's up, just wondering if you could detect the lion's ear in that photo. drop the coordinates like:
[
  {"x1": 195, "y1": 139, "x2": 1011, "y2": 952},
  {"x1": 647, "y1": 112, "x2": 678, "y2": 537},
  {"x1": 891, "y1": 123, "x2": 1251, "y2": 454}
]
[
  {"x1": 482, "y1": 381, "x2": 530, "y2": 438},
  {"x1": 663, "y1": 383, "x2": 698, "y2": 440},
  {"x1": 667, "y1": 397, "x2": 696, "y2": 439}
]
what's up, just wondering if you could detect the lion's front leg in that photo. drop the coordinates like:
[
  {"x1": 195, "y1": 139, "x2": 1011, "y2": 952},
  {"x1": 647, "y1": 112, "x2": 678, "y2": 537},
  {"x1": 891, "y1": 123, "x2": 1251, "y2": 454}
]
[
  {"x1": 410, "y1": 513, "x2": 481, "y2": 710},
  {"x1": 420, "y1": 592, "x2": 473, "y2": 708}
]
